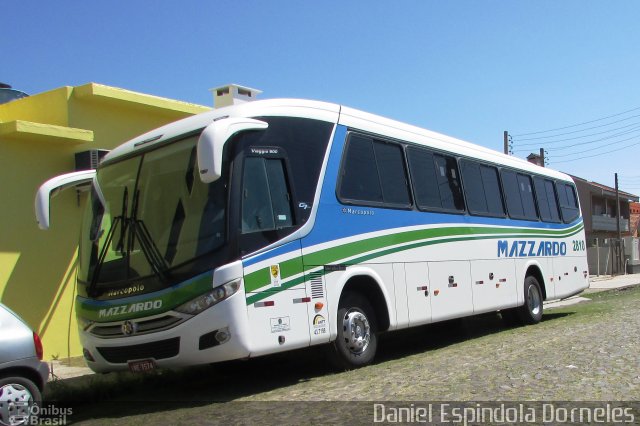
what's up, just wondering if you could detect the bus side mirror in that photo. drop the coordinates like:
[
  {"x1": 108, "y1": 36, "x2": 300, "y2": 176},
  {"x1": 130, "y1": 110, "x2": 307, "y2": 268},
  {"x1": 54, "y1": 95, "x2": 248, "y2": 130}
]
[
  {"x1": 35, "y1": 170, "x2": 97, "y2": 230},
  {"x1": 197, "y1": 117, "x2": 268, "y2": 183}
]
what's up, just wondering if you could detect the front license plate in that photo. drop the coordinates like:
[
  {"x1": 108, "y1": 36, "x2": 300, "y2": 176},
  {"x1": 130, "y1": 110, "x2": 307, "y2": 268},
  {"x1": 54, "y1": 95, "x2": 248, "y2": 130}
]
[{"x1": 128, "y1": 359, "x2": 156, "y2": 373}]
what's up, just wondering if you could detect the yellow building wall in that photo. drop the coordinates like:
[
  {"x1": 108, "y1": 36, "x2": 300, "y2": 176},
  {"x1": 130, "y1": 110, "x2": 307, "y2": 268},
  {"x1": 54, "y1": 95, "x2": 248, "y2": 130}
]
[{"x1": 0, "y1": 84, "x2": 209, "y2": 360}]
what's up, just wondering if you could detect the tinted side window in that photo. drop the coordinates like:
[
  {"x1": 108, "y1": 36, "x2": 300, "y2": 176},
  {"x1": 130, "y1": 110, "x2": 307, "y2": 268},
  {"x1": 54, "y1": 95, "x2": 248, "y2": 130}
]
[
  {"x1": 407, "y1": 147, "x2": 464, "y2": 212},
  {"x1": 480, "y1": 165, "x2": 505, "y2": 215},
  {"x1": 339, "y1": 135, "x2": 383, "y2": 203},
  {"x1": 502, "y1": 170, "x2": 524, "y2": 218},
  {"x1": 434, "y1": 154, "x2": 465, "y2": 211},
  {"x1": 234, "y1": 117, "x2": 333, "y2": 225},
  {"x1": 533, "y1": 177, "x2": 561, "y2": 222},
  {"x1": 373, "y1": 141, "x2": 411, "y2": 205},
  {"x1": 557, "y1": 182, "x2": 580, "y2": 223},
  {"x1": 544, "y1": 180, "x2": 561, "y2": 222},
  {"x1": 338, "y1": 134, "x2": 411, "y2": 207},
  {"x1": 517, "y1": 174, "x2": 538, "y2": 220},
  {"x1": 241, "y1": 157, "x2": 293, "y2": 233},
  {"x1": 461, "y1": 161, "x2": 486, "y2": 214},
  {"x1": 407, "y1": 148, "x2": 440, "y2": 208},
  {"x1": 460, "y1": 160, "x2": 504, "y2": 216},
  {"x1": 503, "y1": 170, "x2": 538, "y2": 220}
]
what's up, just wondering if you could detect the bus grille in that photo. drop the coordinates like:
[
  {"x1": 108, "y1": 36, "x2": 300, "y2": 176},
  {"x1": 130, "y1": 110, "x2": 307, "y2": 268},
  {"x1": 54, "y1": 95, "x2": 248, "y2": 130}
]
[
  {"x1": 96, "y1": 337, "x2": 180, "y2": 363},
  {"x1": 89, "y1": 314, "x2": 186, "y2": 338}
]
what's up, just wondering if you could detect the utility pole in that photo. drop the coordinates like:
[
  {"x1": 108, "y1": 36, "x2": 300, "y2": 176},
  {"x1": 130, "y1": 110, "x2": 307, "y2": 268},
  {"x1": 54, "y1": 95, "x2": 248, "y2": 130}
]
[
  {"x1": 615, "y1": 173, "x2": 622, "y2": 274},
  {"x1": 504, "y1": 131, "x2": 509, "y2": 155},
  {"x1": 539, "y1": 148, "x2": 545, "y2": 167}
]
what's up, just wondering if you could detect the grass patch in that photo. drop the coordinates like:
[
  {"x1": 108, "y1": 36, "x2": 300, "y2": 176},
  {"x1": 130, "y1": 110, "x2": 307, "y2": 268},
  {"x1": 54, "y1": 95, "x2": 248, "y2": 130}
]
[{"x1": 550, "y1": 285, "x2": 640, "y2": 317}]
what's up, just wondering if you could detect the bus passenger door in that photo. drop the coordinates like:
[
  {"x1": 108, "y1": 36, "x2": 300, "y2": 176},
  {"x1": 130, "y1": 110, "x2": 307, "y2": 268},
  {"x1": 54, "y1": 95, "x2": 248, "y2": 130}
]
[
  {"x1": 235, "y1": 145, "x2": 312, "y2": 357},
  {"x1": 405, "y1": 262, "x2": 432, "y2": 327},
  {"x1": 471, "y1": 259, "x2": 517, "y2": 314},
  {"x1": 428, "y1": 261, "x2": 472, "y2": 322}
]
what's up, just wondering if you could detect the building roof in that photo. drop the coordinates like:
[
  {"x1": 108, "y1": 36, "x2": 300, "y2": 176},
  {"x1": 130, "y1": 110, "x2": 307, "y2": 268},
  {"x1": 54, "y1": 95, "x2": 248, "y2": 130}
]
[{"x1": 570, "y1": 174, "x2": 639, "y2": 201}]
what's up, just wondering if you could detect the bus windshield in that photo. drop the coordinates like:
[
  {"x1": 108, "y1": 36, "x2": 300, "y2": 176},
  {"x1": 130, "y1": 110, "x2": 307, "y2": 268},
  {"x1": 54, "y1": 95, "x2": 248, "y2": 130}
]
[{"x1": 78, "y1": 134, "x2": 227, "y2": 297}]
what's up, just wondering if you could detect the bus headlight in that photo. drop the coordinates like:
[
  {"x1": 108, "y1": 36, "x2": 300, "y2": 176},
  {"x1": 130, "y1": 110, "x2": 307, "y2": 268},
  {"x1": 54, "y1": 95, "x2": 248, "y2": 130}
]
[{"x1": 174, "y1": 279, "x2": 241, "y2": 315}]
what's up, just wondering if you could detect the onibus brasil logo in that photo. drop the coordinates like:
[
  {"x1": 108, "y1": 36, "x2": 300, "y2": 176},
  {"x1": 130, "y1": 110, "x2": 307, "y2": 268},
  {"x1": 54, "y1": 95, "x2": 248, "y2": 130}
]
[{"x1": 0, "y1": 400, "x2": 72, "y2": 426}]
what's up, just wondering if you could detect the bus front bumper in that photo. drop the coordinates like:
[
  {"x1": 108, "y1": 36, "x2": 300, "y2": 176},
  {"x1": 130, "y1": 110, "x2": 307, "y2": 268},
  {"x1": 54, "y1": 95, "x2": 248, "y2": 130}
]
[{"x1": 79, "y1": 292, "x2": 251, "y2": 373}]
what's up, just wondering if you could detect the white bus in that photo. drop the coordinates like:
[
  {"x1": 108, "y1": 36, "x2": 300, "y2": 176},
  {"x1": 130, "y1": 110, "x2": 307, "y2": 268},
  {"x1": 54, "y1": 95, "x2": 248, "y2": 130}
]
[{"x1": 36, "y1": 98, "x2": 589, "y2": 372}]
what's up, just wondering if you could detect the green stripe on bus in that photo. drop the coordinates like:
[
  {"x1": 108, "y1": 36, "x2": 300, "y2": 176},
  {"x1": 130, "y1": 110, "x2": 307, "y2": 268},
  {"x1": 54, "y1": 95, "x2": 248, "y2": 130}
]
[
  {"x1": 76, "y1": 272, "x2": 213, "y2": 322},
  {"x1": 244, "y1": 223, "x2": 584, "y2": 305},
  {"x1": 243, "y1": 223, "x2": 583, "y2": 293}
]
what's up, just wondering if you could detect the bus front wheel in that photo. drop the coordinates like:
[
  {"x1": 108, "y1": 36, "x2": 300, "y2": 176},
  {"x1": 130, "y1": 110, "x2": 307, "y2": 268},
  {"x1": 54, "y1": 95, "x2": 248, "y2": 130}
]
[
  {"x1": 518, "y1": 276, "x2": 544, "y2": 324},
  {"x1": 329, "y1": 292, "x2": 378, "y2": 370}
]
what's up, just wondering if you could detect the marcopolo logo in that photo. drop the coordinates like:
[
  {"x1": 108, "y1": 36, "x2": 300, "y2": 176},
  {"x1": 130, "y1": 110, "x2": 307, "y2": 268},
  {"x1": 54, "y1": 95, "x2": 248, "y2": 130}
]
[
  {"x1": 98, "y1": 300, "x2": 162, "y2": 319},
  {"x1": 498, "y1": 240, "x2": 567, "y2": 258}
]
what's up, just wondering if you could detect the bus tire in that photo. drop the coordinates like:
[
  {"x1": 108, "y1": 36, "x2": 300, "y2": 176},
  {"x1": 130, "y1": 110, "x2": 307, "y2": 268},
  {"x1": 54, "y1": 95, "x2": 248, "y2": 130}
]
[
  {"x1": 517, "y1": 275, "x2": 544, "y2": 325},
  {"x1": 329, "y1": 292, "x2": 378, "y2": 370}
]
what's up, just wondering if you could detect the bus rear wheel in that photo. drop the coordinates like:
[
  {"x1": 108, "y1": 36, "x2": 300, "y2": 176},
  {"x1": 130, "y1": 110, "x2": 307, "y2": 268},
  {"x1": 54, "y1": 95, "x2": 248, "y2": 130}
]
[
  {"x1": 329, "y1": 292, "x2": 377, "y2": 370},
  {"x1": 517, "y1": 276, "x2": 544, "y2": 324}
]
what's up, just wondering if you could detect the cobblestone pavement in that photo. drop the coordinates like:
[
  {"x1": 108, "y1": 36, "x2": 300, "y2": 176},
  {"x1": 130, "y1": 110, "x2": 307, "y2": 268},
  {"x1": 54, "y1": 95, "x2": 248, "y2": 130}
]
[
  {"x1": 236, "y1": 288, "x2": 640, "y2": 402},
  {"x1": 57, "y1": 287, "x2": 640, "y2": 424}
]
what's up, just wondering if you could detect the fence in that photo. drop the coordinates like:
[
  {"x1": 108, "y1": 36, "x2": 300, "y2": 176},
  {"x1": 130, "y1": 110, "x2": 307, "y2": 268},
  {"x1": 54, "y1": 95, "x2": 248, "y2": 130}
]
[{"x1": 587, "y1": 238, "x2": 627, "y2": 276}]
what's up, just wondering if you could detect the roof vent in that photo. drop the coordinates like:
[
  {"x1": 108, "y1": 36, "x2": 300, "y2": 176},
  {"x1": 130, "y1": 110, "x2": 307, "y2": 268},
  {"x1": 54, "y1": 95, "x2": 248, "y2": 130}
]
[{"x1": 210, "y1": 84, "x2": 262, "y2": 109}]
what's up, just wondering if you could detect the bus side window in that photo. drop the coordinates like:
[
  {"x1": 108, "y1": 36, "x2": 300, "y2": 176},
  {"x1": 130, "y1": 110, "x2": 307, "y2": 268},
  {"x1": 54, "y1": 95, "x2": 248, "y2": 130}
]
[
  {"x1": 338, "y1": 133, "x2": 411, "y2": 208},
  {"x1": 556, "y1": 182, "x2": 579, "y2": 223},
  {"x1": 407, "y1": 146, "x2": 465, "y2": 213},
  {"x1": 460, "y1": 160, "x2": 504, "y2": 216},
  {"x1": 533, "y1": 177, "x2": 561, "y2": 223},
  {"x1": 241, "y1": 157, "x2": 293, "y2": 233},
  {"x1": 339, "y1": 134, "x2": 383, "y2": 203},
  {"x1": 502, "y1": 170, "x2": 538, "y2": 221}
]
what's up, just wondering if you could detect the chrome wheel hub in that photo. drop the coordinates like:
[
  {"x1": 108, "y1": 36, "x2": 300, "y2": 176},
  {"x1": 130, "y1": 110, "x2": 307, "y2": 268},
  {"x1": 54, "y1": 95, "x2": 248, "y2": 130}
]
[
  {"x1": 0, "y1": 384, "x2": 33, "y2": 426},
  {"x1": 343, "y1": 309, "x2": 371, "y2": 354}
]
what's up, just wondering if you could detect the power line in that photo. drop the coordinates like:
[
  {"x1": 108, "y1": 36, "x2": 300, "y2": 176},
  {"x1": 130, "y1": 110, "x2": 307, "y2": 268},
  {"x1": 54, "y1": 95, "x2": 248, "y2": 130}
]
[
  {"x1": 550, "y1": 135, "x2": 638, "y2": 158},
  {"x1": 513, "y1": 120, "x2": 640, "y2": 147},
  {"x1": 550, "y1": 140, "x2": 640, "y2": 163},
  {"x1": 513, "y1": 105, "x2": 640, "y2": 137},
  {"x1": 515, "y1": 132, "x2": 640, "y2": 156}
]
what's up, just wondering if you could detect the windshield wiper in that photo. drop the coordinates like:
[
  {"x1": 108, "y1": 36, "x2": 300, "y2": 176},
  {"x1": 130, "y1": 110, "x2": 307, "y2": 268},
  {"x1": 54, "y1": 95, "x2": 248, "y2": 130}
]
[
  {"x1": 128, "y1": 189, "x2": 169, "y2": 280},
  {"x1": 88, "y1": 187, "x2": 128, "y2": 297},
  {"x1": 88, "y1": 187, "x2": 170, "y2": 297}
]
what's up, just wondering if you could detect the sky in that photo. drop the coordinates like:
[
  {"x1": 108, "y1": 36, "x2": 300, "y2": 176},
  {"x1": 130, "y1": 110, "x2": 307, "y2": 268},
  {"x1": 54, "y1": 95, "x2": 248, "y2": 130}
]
[{"x1": 4, "y1": 1, "x2": 640, "y2": 194}]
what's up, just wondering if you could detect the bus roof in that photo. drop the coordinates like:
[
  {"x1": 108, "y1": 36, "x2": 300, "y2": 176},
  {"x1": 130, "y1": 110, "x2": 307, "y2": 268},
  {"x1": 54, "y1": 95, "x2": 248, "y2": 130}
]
[{"x1": 102, "y1": 98, "x2": 572, "y2": 182}]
